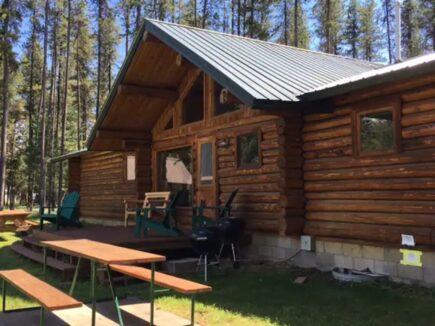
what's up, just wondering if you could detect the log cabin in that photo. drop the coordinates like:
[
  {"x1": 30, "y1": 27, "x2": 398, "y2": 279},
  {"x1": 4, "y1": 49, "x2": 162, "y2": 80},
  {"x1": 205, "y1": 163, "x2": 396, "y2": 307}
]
[{"x1": 54, "y1": 19, "x2": 435, "y2": 284}]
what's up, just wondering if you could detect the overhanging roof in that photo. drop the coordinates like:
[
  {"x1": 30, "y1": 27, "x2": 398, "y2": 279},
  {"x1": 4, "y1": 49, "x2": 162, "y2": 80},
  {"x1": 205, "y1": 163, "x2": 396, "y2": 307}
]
[
  {"x1": 301, "y1": 53, "x2": 435, "y2": 101},
  {"x1": 145, "y1": 19, "x2": 380, "y2": 108},
  {"x1": 50, "y1": 149, "x2": 89, "y2": 163}
]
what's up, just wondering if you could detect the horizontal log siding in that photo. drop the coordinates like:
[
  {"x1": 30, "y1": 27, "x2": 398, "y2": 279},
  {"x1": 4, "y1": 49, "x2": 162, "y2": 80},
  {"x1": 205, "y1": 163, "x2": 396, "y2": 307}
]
[
  {"x1": 216, "y1": 115, "x2": 304, "y2": 235},
  {"x1": 79, "y1": 151, "x2": 138, "y2": 221},
  {"x1": 303, "y1": 78, "x2": 435, "y2": 245}
]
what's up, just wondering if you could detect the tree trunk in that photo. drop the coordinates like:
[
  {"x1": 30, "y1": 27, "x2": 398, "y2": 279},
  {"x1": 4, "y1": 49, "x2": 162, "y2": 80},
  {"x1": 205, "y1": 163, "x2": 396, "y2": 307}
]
[
  {"x1": 201, "y1": 0, "x2": 208, "y2": 28},
  {"x1": 283, "y1": 0, "x2": 288, "y2": 45},
  {"x1": 385, "y1": 0, "x2": 393, "y2": 64},
  {"x1": 58, "y1": 0, "x2": 72, "y2": 203},
  {"x1": 96, "y1": 0, "x2": 102, "y2": 118},
  {"x1": 0, "y1": 0, "x2": 10, "y2": 211},
  {"x1": 39, "y1": 0, "x2": 49, "y2": 210},
  {"x1": 294, "y1": 0, "x2": 299, "y2": 47}
]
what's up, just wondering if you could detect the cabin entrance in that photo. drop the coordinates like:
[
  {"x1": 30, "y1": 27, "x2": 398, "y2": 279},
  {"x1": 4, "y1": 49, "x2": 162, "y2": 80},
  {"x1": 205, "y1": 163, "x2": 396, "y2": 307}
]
[{"x1": 196, "y1": 137, "x2": 217, "y2": 217}]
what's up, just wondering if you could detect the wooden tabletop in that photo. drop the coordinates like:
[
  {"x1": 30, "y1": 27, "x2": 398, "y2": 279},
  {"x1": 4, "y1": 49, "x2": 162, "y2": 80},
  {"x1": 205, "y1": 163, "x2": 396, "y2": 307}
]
[
  {"x1": 41, "y1": 239, "x2": 166, "y2": 265},
  {"x1": 0, "y1": 209, "x2": 31, "y2": 218},
  {"x1": 0, "y1": 269, "x2": 82, "y2": 311}
]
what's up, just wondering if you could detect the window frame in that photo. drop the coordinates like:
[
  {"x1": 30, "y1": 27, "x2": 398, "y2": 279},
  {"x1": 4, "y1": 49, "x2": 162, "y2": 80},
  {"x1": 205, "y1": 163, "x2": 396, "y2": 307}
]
[
  {"x1": 197, "y1": 138, "x2": 215, "y2": 187},
  {"x1": 352, "y1": 97, "x2": 402, "y2": 157},
  {"x1": 124, "y1": 152, "x2": 137, "y2": 182},
  {"x1": 236, "y1": 129, "x2": 262, "y2": 170}
]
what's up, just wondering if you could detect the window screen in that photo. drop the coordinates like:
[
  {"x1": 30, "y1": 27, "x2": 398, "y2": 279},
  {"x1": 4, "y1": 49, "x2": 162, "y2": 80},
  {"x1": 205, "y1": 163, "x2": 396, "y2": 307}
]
[
  {"x1": 359, "y1": 110, "x2": 394, "y2": 153},
  {"x1": 200, "y1": 143, "x2": 213, "y2": 184},
  {"x1": 237, "y1": 133, "x2": 261, "y2": 169}
]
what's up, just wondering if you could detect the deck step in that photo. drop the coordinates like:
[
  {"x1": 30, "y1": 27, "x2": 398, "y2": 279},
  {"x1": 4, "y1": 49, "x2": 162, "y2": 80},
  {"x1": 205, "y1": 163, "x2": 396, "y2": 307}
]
[
  {"x1": 22, "y1": 235, "x2": 42, "y2": 248},
  {"x1": 11, "y1": 242, "x2": 75, "y2": 274}
]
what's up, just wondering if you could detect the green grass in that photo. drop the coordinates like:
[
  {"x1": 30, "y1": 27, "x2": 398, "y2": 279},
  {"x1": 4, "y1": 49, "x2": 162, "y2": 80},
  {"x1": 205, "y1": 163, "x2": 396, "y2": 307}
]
[{"x1": 1, "y1": 231, "x2": 435, "y2": 325}]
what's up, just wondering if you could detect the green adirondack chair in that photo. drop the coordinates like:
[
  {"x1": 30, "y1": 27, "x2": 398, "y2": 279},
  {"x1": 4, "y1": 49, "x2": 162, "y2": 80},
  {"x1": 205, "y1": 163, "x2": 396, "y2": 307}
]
[
  {"x1": 192, "y1": 188, "x2": 239, "y2": 228},
  {"x1": 134, "y1": 190, "x2": 183, "y2": 238},
  {"x1": 40, "y1": 192, "x2": 80, "y2": 230}
]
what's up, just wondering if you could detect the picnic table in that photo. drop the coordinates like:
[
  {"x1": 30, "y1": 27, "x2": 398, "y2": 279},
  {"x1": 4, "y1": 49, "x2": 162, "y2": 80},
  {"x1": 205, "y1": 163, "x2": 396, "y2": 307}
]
[
  {"x1": 41, "y1": 239, "x2": 166, "y2": 326},
  {"x1": 0, "y1": 209, "x2": 31, "y2": 232}
]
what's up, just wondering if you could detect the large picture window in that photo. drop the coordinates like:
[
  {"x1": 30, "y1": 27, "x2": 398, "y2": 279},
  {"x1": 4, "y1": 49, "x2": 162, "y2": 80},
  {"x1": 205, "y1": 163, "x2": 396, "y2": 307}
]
[
  {"x1": 157, "y1": 147, "x2": 193, "y2": 206},
  {"x1": 354, "y1": 99, "x2": 401, "y2": 156},
  {"x1": 214, "y1": 82, "x2": 240, "y2": 116},
  {"x1": 237, "y1": 132, "x2": 261, "y2": 169}
]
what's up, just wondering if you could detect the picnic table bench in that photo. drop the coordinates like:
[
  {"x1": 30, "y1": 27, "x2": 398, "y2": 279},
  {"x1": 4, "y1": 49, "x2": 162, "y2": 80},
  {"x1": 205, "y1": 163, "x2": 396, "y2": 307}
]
[
  {"x1": 0, "y1": 269, "x2": 82, "y2": 326},
  {"x1": 110, "y1": 264, "x2": 212, "y2": 326}
]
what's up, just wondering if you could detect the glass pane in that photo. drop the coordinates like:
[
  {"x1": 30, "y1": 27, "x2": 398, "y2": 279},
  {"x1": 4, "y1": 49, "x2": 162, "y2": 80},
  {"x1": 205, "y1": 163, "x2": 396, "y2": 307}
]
[
  {"x1": 157, "y1": 147, "x2": 193, "y2": 206},
  {"x1": 182, "y1": 74, "x2": 204, "y2": 124},
  {"x1": 200, "y1": 143, "x2": 213, "y2": 184},
  {"x1": 126, "y1": 155, "x2": 136, "y2": 181},
  {"x1": 237, "y1": 133, "x2": 260, "y2": 168},
  {"x1": 360, "y1": 111, "x2": 394, "y2": 153}
]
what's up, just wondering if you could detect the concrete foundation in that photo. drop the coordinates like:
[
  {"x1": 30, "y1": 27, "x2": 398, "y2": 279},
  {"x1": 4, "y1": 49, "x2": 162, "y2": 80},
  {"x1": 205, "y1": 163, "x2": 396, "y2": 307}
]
[{"x1": 247, "y1": 233, "x2": 435, "y2": 287}]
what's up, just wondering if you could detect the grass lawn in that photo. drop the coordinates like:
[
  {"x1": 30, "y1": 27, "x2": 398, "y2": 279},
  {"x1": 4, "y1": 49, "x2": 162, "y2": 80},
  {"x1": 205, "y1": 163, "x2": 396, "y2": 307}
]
[{"x1": 1, "y1": 231, "x2": 435, "y2": 325}]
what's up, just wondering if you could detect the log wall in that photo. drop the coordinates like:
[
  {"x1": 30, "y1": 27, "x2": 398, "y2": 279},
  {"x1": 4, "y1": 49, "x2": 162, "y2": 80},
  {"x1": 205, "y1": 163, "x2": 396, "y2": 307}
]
[
  {"x1": 78, "y1": 151, "x2": 151, "y2": 222},
  {"x1": 303, "y1": 75, "x2": 435, "y2": 245}
]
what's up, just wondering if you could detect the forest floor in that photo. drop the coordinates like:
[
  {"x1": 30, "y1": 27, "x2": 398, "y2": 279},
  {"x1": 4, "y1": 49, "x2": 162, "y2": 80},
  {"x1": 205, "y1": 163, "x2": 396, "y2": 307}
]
[{"x1": 1, "y1": 231, "x2": 435, "y2": 325}]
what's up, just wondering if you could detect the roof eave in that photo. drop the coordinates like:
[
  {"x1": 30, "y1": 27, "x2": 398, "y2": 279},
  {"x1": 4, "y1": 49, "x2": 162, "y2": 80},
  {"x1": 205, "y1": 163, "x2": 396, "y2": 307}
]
[{"x1": 300, "y1": 59, "x2": 435, "y2": 102}]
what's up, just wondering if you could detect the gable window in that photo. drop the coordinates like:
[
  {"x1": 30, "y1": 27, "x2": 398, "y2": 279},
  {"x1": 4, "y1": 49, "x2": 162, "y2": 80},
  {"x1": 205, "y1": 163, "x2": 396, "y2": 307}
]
[
  {"x1": 182, "y1": 74, "x2": 204, "y2": 124},
  {"x1": 125, "y1": 153, "x2": 136, "y2": 181},
  {"x1": 237, "y1": 132, "x2": 261, "y2": 169},
  {"x1": 354, "y1": 99, "x2": 401, "y2": 156},
  {"x1": 214, "y1": 82, "x2": 241, "y2": 116}
]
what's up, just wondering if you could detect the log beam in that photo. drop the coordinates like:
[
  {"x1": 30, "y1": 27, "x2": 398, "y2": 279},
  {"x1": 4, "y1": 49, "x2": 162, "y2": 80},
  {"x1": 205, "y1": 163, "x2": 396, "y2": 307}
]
[
  {"x1": 96, "y1": 129, "x2": 151, "y2": 140},
  {"x1": 118, "y1": 84, "x2": 179, "y2": 100}
]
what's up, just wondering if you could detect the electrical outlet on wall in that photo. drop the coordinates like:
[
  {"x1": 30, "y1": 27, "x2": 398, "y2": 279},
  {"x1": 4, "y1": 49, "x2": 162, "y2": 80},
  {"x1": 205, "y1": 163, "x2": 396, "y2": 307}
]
[{"x1": 301, "y1": 235, "x2": 314, "y2": 251}]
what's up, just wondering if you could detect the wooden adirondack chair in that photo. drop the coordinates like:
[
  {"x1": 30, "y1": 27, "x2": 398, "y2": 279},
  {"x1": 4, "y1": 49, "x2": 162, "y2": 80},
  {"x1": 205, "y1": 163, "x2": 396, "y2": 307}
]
[
  {"x1": 192, "y1": 188, "x2": 239, "y2": 228},
  {"x1": 134, "y1": 190, "x2": 183, "y2": 238},
  {"x1": 40, "y1": 192, "x2": 80, "y2": 230},
  {"x1": 124, "y1": 191, "x2": 171, "y2": 227}
]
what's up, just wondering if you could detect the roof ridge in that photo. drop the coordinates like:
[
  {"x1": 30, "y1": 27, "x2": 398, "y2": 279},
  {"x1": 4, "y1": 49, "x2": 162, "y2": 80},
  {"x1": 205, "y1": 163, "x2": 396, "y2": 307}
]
[{"x1": 146, "y1": 18, "x2": 382, "y2": 68}]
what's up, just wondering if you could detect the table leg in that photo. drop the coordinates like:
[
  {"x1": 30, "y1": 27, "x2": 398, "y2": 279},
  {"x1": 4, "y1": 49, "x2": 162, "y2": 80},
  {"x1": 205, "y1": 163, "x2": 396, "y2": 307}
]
[
  {"x1": 40, "y1": 307, "x2": 45, "y2": 326},
  {"x1": 106, "y1": 266, "x2": 124, "y2": 326},
  {"x1": 42, "y1": 247, "x2": 47, "y2": 280},
  {"x1": 69, "y1": 257, "x2": 81, "y2": 296},
  {"x1": 150, "y1": 262, "x2": 155, "y2": 326},
  {"x1": 2, "y1": 279, "x2": 6, "y2": 312},
  {"x1": 91, "y1": 260, "x2": 96, "y2": 326},
  {"x1": 191, "y1": 294, "x2": 196, "y2": 326}
]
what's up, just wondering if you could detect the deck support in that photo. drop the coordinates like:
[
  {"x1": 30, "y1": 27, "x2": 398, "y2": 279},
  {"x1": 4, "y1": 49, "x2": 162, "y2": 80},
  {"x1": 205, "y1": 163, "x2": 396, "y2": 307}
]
[{"x1": 2, "y1": 279, "x2": 5, "y2": 312}]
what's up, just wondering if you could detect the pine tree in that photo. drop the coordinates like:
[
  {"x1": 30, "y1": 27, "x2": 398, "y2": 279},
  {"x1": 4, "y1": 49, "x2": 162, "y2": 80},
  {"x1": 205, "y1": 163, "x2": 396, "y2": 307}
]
[
  {"x1": 383, "y1": 0, "x2": 395, "y2": 63},
  {"x1": 401, "y1": 0, "x2": 424, "y2": 58},
  {"x1": 313, "y1": 0, "x2": 342, "y2": 54},
  {"x1": 359, "y1": 0, "x2": 381, "y2": 61},
  {"x1": 343, "y1": 0, "x2": 360, "y2": 58},
  {"x1": 288, "y1": 0, "x2": 310, "y2": 48},
  {"x1": 421, "y1": 0, "x2": 435, "y2": 51}
]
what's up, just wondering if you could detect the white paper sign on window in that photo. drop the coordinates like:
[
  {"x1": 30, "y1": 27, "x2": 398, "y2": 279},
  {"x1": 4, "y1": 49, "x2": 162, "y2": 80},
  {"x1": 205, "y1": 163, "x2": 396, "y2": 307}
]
[{"x1": 127, "y1": 155, "x2": 136, "y2": 181}]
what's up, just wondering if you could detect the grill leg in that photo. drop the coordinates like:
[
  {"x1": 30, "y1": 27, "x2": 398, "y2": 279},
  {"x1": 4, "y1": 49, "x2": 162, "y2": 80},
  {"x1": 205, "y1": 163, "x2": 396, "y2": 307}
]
[
  {"x1": 204, "y1": 254, "x2": 208, "y2": 283},
  {"x1": 218, "y1": 243, "x2": 225, "y2": 260},
  {"x1": 231, "y1": 244, "x2": 236, "y2": 262}
]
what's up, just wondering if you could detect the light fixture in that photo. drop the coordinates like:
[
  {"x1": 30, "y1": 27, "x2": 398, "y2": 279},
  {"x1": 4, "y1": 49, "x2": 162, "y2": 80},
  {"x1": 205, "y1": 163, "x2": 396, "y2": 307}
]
[{"x1": 216, "y1": 138, "x2": 230, "y2": 148}]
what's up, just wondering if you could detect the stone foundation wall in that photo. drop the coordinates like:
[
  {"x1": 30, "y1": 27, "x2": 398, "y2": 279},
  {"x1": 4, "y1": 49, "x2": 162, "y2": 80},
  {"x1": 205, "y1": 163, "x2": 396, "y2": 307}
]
[{"x1": 248, "y1": 233, "x2": 435, "y2": 287}]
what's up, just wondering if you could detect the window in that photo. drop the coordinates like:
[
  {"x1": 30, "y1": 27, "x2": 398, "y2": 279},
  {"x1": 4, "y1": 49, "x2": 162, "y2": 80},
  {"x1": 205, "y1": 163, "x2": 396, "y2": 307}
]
[
  {"x1": 200, "y1": 142, "x2": 213, "y2": 185},
  {"x1": 237, "y1": 132, "x2": 261, "y2": 169},
  {"x1": 354, "y1": 99, "x2": 401, "y2": 156},
  {"x1": 164, "y1": 117, "x2": 173, "y2": 130},
  {"x1": 126, "y1": 153, "x2": 136, "y2": 181},
  {"x1": 157, "y1": 147, "x2": 193, "y2": 206},
  {"x1": 214, "y1": 82, "x2": 240, "y2": 116},
  {"x1": 182, "y1": 74, "x2": 204, "y2": 124}
]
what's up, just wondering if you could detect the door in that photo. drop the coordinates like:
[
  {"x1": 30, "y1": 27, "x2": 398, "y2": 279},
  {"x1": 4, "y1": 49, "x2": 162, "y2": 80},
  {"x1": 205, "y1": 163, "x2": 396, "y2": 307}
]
[{"x1": 196, "y1": 137, "x2": 217, "y2": 215}]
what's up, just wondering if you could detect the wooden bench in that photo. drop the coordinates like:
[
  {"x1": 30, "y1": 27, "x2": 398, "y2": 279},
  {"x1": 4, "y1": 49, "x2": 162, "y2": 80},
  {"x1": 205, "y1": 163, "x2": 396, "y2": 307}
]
[
  {"x1": 0, "y1": 269, "x2": 82, "y2": 325},
  {"x1": 124, "y1": 191, "x2": 171, "y2": 227},
  {"x1": 110, "y1": 264, "x2": 212, "y2": 325}
]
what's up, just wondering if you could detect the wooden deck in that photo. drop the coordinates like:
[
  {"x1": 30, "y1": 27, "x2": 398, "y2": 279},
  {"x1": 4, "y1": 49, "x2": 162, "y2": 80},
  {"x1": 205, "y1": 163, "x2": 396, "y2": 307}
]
[
  {"x1": 0, "y1": 297, "x2": 197, "y2": 326},
  {"x1": 32, "y1": 224, "x2": 191, "y2": 252}
]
